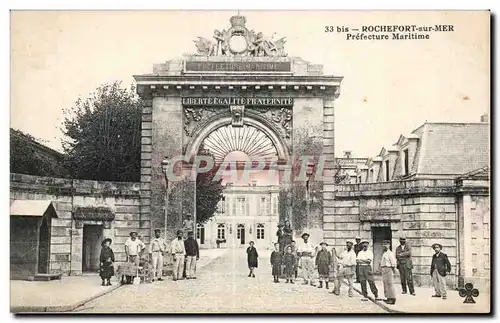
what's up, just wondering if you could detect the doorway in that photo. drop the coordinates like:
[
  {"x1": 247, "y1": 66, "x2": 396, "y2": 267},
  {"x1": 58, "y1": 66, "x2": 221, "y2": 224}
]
[
  {"x1": 38, "y1": 217, "x2": 50, "y2": 274},
  {"x1": 237, "y1": 224, "x2": 245, "y2": 245},
  {"x1": 82, "y1": 224, "x2": 103, "y2": 272},
  {"x1": 197, "y1": 225, "x2": 205, "y2": 245},
  {"x1": 372, "y1": 227, "x2": 392, "y2": 274}
]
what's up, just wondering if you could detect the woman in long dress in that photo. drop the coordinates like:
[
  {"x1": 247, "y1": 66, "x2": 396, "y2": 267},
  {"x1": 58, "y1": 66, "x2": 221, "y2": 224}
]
[
  {"x1": 99, "y1": 238, "x2": 115, "y2": 286},
  {"x1": 246, "y1": 241, "x2": 258, "y2": 277}
]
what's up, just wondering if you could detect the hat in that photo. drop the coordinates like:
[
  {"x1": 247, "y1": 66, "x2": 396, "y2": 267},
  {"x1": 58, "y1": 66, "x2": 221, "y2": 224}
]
[
  {"x1": 154, "y1": 229, "x2": 161, "y2": 233},
  {"x1": 301, "y1": 232, "x2": 310, "y2": 238},
  {"x1": 129, "y1": 231, "x2": 137, "y2": 236},
  {"x1": 101, "y1": 238, "x2": 112, "y2": 246},
  {"x1": 432, "y1": 243, "x2": 443, "y2": 249},
  {"x1": 355, "y1": 236, "x2": 362, "y2": 240},
  {"x1": 320, "y1": 242, "x2": 328, "y2": 246},
  {"x1": 399, "y1": 236, "x2": 406, "y2": 240},
  {"x1": 187, "y1": 231, "x2": 194, "y2": 235},
  {"x1": 383, "y1": 242, "x2": 391, "y2": 248},
  {"x1": 277, "y1": 223, "x2": 284, "y2": 228},
  {"x1": 176, "y1": 229, "x2": 183, "y2": 235},
  {"x1": 361, "y1": 240, "x2": 370, "y2": 244},
  {"x1": 346, "y1": 240, "x2": 353, "y2": 245}
]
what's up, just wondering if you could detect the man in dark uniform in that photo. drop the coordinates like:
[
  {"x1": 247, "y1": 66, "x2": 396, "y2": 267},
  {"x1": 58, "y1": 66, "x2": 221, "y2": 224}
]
[
  {"x1": 353, "y1": 236, "x2": 362, "y2": 283},
  {"x1": 395, "y1": 236, "x2": 415, "y2": 295}
]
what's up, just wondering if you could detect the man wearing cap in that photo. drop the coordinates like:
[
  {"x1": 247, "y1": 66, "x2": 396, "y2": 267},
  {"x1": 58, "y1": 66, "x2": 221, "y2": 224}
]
[
  {"x1": 170, "y1": 230, "x2": 186, "y2": 281},
  {"x1": 184, "y1": 231, "x2": 200, "y2": 279},
  {"x1": 430, "y1": 243, "x2": 451, "y2": 300},
  {"x1": 149, "y1": 229, "x2": 167, "y2": 282},
  {"x1": 297, "y1": 232, "x2": 316, "y2": 286},
  {"x1": 379, "y1": 243, "x2": 397, "y2": 305},
  {"x1": 356, "y1": 240, "x2": 380, "y2": 300},
  {"x1": 333, "y1": 240, "x2": 357, "y2": 297},
  {"x1": 353, "y1": 236, "x2": 362, "y2": 283},
  {"x1": 125, "y1": 231, "x2": 146, "y2": 265},
  {"x1": 395, "y1": 236, "x2": 415, "y2": 295}
]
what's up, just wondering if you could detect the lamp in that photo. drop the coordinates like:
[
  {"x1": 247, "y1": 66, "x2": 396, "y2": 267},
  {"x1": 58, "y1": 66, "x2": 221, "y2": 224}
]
[{"x1": 161, "y1": 158, "x2": 170, "y2": 241}]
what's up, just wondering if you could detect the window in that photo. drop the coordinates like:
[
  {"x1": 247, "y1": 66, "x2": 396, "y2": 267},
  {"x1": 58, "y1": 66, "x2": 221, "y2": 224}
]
[
  {"x1": 219, "y1": 196, "x2": 226, "y2": 214},
  {"x1": 385, "y1": 160, "x2": 390, "y2": 181},
  {"x1": 260, "y1": 197, "x2": 267, "y2": 214},
  {"x1": 358, "y1": 176, "x2": 362, "y2": 183},
  {"x1": 272, "y1": 196, "x2": 277, "y2": 215},
  {"x1": 257, "y1": 223, "x2": 265, "y2": 240},
  {"x1": 369, "y1": 169, "x2": 374, "y2": 182},
  {"x1": 232, "y1": 198, "x2": 237, "y2": 216},
  {"x1": 217, "y1": 224, "x2": 226, "y2": 240},
  {"x1": 237, "y1": 197, "x2": 246, "y2": 216},
  {"x1": 403, "y1": 149, "x2": 409, "y2": 176}
]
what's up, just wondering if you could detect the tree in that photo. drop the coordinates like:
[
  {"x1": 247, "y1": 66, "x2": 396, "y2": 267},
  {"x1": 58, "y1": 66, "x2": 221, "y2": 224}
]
[
  {"x1": 182, "y1": 144, "x2": 225, "y2": 225},
  {"x1": 61, "y1": 82, "x2": 142, "y2": 182},
  {"x1": 10, "y1": 128, "x2": 68, "y2": 177}
]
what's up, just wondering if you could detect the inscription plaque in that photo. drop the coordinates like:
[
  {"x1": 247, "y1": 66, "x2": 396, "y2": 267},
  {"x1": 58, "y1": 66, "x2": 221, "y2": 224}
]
[{"x1": 184, "y1": 61, "x2": 291, "y2": 73}]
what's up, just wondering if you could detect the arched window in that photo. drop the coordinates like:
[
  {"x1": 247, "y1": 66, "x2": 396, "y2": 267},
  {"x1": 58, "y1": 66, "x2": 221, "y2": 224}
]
[
  {"x1": 256, "y1": 223, "x2": 265, "y2": 240},
  {"x1": 217, "y1": 224, "x2": 226, "y2": 240}
]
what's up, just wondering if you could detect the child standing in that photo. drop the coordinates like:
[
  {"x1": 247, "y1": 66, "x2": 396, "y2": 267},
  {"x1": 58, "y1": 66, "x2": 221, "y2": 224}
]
[
  {"x1": 283, "y1": 245, "x2": 296, "y2": 283},
  {"x1": 315, "y1": 242, "x2": 332, "y2": 289},
  {"x1": 99, "y1": 238, "x2": 115, "y2": 286},
  {"x1": 270, "y1": 243, "x2": 282, "y2": 283},
  {"x1": 246, "y1": 241, "x2": 258, "y2": 277}
]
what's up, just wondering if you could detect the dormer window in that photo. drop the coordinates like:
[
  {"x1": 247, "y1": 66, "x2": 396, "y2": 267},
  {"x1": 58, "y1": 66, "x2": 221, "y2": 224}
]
[
  {"x1": 385, "y1": 160, "x2": 390, "y2": 181},
  {"x1": 403, "y1": 149, "x2": 409, "y2": 176}
]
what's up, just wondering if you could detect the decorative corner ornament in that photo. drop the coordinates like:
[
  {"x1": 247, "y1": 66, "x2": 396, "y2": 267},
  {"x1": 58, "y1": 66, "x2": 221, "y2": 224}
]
[
  {"x1": 230, "y1": 105, "x2": 245, "y2": 127},
  {"x1": 193, "y1": 15, "x2": 287, "y2": 57}
]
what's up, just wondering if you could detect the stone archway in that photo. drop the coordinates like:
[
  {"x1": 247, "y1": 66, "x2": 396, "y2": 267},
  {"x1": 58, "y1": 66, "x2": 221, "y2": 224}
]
[{"x1": 184, "y1": 110, "x2": 290, "y2": 165}]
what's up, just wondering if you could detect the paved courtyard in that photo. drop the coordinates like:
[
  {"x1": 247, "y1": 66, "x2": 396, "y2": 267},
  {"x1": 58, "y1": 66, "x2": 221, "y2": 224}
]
[{"x1": 74, "y1": 248, "x2": 386, "y2": 314}]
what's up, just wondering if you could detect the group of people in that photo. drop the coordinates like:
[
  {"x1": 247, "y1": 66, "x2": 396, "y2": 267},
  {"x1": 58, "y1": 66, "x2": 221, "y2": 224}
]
[
  {"x1": 246, "y1": 227, "x2": 453, "y2": 306},
  {"x1": 98, "y1": 227, "x2": 200, "y2": 285}
]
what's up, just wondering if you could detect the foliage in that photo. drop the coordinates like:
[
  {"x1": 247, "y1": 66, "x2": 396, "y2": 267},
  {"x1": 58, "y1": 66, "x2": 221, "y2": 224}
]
[
  {"x1": 10, "y1": 128, "x2": 68, "y2": 177},
  {"x1": 61, "y1": 82, "x2": 142, "y2": 182},
  {"x1": 182, "y1": 144, "x2": 225, "y2": 225}
]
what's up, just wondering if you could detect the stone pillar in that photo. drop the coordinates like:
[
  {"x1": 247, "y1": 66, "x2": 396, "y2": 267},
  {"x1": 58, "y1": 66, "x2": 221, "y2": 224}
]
[
  {"x1": 70, "y1": 219, "x2": 83, "y2": 276},
  {"x1": 180, "y1": 164, "x2": 197, "y2": 237},
  {"x1": 140, "y1": 98, "x2": 153, "y2": 240},
  {"x1": 322, "y1": 96, "x2": 336, "y2": 245}
]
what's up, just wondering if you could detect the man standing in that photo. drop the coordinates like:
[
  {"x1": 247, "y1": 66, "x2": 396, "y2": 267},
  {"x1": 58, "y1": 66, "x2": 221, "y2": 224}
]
[
  {"x1": 333, "y1": 240, "x2": 357, "y2": 297},
  {"x1": 430, "y1": 243, "x2": 451, "y2": 300},
  {"x1": 149, "y1": 229, "x2": 167, "y2": 282},
  {"x1": 395, "y1": 236, "x2": 415, "y2": 295},
  {"x1": 353, "y1": 236, "x2": 362, "y2": 283},
  {"x1": 380, "y1": 243, "x2": 397, "y2": 305},
  {"x1": 184, "y1": 231, "x2": 200, "y2": 279},
  {"x1": 356, "y1": 240, "x2": 380, "y2": 300},
  {"x1": 125, "y1": 231, "x2": 146, "y2": 265},
  {"x1": 296, "y1": 232, "x2": 316, "y2": 286},
  {"x1": 170, "y1": 230, "x2": 186, "y2": 281}
]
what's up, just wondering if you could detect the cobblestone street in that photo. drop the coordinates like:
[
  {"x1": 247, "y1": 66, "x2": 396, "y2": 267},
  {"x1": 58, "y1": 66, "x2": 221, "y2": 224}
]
[{"x1": 74, "y1": 249, "x2": 386, "y2": 313}]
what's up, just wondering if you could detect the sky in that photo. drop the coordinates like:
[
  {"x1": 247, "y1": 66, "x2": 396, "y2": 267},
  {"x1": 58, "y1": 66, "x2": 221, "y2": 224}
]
[{"x1": 10, "y1": 10, "x2": 490, "y2": 159}]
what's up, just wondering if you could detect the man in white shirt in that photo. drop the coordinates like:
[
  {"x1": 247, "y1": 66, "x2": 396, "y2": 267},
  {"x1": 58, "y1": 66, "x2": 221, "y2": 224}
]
[
  {"x1": 170, "y1": 230, "x2": 186, "y2": 281},
  {"x1": 379, "y1": 243, "x2": 397, "y2": 304},
  {"x1": 149, "y1": 229, "x2": 167, "y2": 282},
  {"x1": 125, "y1": 231, "x2": 146, "y2": 265},
  {"x1": 333, "y1": 240, "x2": 357, "y2": 297},
  {"x1": 356, "y1": 240, "x2": 380, "y2": 300},
  {"x1": 296, "y1": 232, "x2": 316, "y2": 286}
]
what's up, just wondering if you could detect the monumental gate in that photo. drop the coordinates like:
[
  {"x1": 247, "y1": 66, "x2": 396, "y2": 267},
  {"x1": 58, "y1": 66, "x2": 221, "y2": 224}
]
[{"x1": 134, "y1": 15, "x2": 343, "y2": 243}]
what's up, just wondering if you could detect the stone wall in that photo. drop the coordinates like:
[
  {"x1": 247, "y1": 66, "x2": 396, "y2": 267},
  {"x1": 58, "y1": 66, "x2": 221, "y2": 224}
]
[
  {"x1": 10, "y1": 173, "x2": 142, "y2": 276},
  {"x1": 324, "y1": 178, "x2": 489, "y2": 288}
]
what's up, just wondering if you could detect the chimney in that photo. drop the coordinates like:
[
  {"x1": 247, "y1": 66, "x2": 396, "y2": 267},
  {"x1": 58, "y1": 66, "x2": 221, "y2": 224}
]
[
  {"x1": 480, "y1": 113, "x2": 489, "y2": 123},
  {"x1": 343, "y1": 151, "x2": 352, "y2": 158}
]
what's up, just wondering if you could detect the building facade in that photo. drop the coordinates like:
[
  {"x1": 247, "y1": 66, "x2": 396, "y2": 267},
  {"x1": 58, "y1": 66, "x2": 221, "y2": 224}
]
[
  {"x1": 197, "y1": 184, "x2": 280, "y2": 250},
  {"x1": 324, "y1": 120, "x2": 490, "y2": 288}
]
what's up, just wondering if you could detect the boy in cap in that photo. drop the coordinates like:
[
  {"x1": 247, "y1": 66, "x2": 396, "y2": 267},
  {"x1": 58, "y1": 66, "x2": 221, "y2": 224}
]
[
  {"x1": 315, "y1": 242, "x2": 332, "y2": 289},
  {"x1": 184, "y1": 231, "x2": 200, "y2": 279},
  {"x1": 170, "y1": 230, "x2": 186, "y2": 281},
  {"x1": 356, "y1": 240, "x2": 380, "y2": 300},
  {"x1": 379, "y1": 243, "x2": 397, "y2": 305},
  {"x1": 396, "y1": 236, "x2": 415, "y2": 295},
  {"x1": 297, "y1": 232, "x2": 316, "y2": 286},
  {"x1": 149, "y1": 229, "x2": 167, "y2": 282},
  {"x1": 430, "y1": 243, "x2": 451, "y2": 299}
]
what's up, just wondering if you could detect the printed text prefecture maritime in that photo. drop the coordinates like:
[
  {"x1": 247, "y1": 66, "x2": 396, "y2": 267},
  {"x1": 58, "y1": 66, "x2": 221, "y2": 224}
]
[{"x1": 327, "y1": 24, "x2": 455, "y2": 40}]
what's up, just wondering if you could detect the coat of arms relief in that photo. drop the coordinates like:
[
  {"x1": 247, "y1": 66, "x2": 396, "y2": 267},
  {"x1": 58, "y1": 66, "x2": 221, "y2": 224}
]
[{"x1": 193, "y1": 15, "x2": 287, "y2": 57}]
